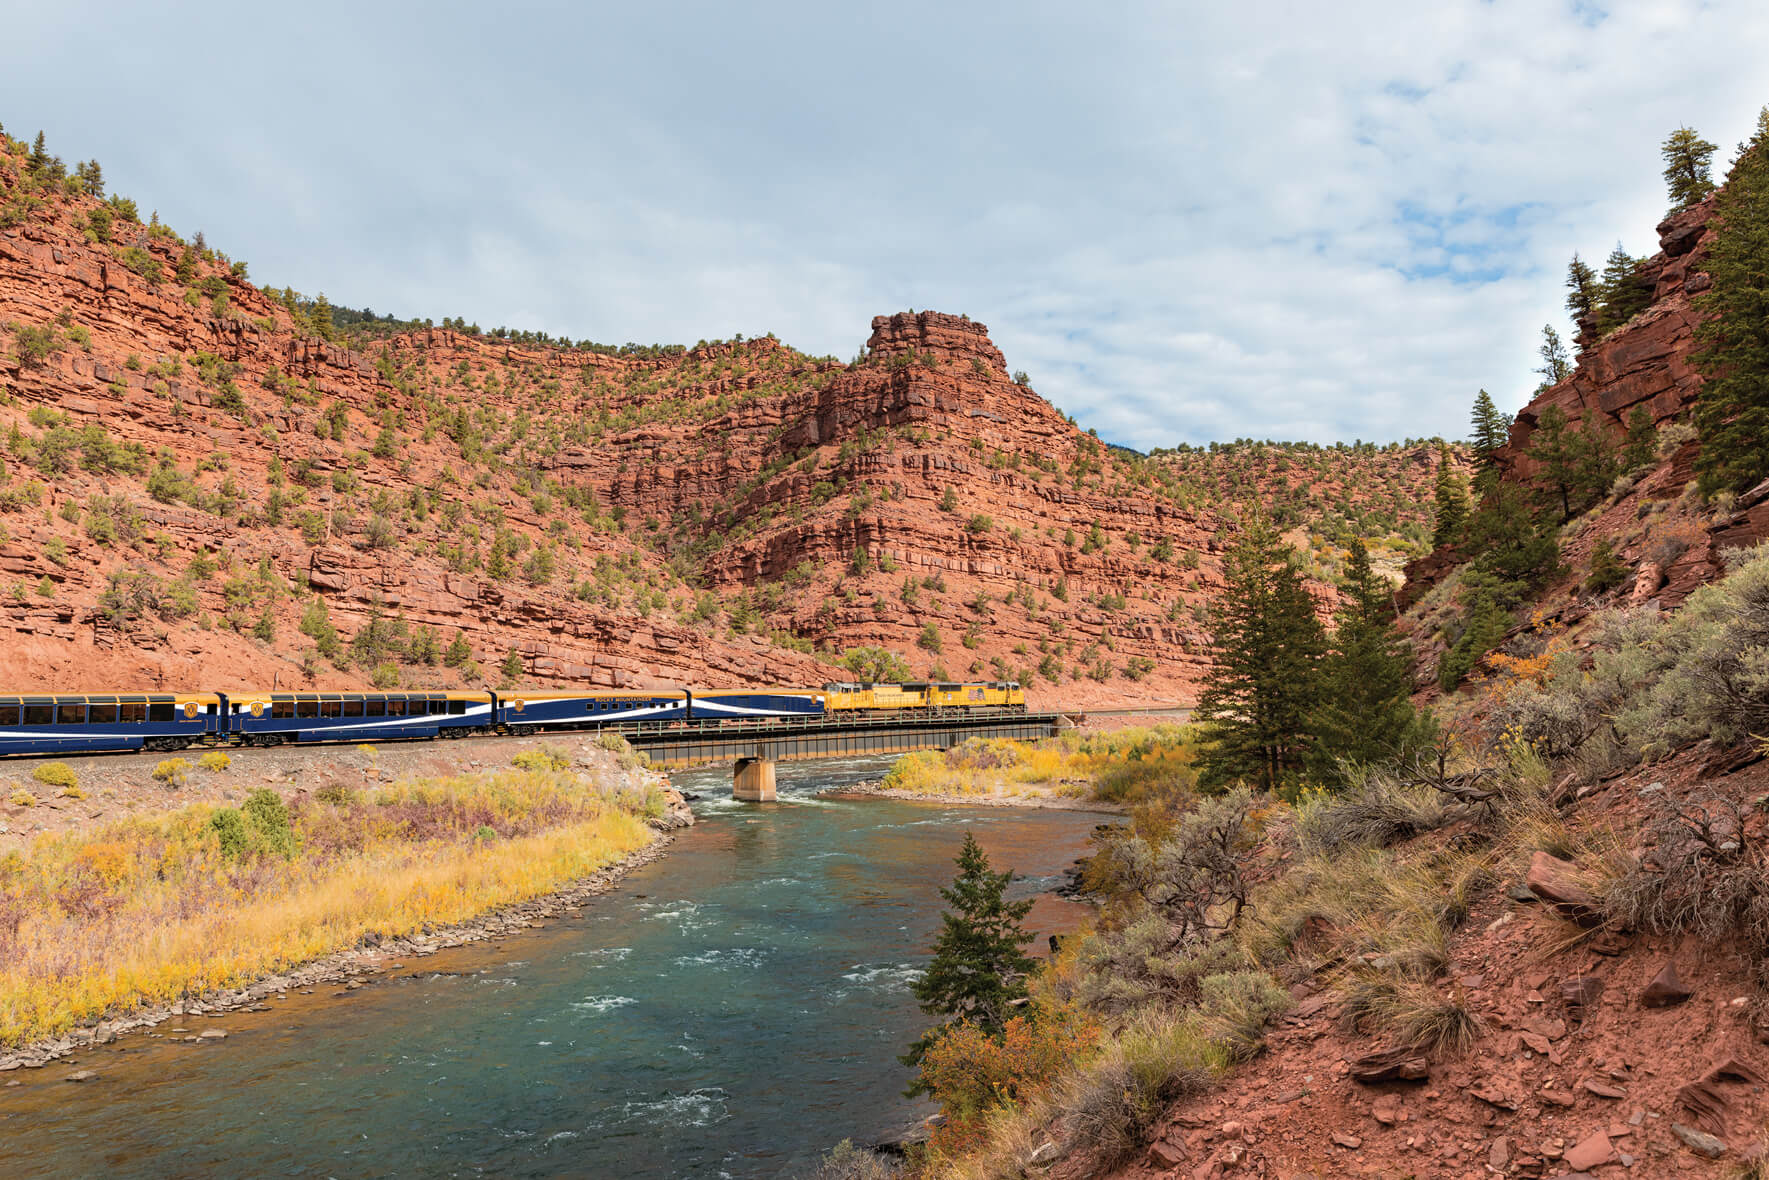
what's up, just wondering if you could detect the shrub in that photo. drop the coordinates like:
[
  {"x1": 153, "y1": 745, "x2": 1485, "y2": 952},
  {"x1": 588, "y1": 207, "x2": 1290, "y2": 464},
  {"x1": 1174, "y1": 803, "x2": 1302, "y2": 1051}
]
[
  {"x1": 1294, "y1": 772, "x2": 1451, "y2": 856},
  {"x1": 809, "y1": 1141, "x2": 898, "y2": 1180},
  {"x1": 595, "y1": 731, "x2": 648, "y2": 770},
  {"x1": 152, "y1": 758, "x2": 190, "y2": 787},
  {"x1": 198, "y1": 751, "x2": 231, "y2": 773},
  {"x1": 1193, "y1": 970, "x2": 1294, "y2": 1062},
  {"x1": 210, "y1": 807, "x2": 249, "y2": 859},
  {"x1": 10, "y1": 788, "x2": 37, "y2": 807},
  {"x1": 513, "y1": 745, "x2": 572, "y2": 772},
  {"x1": 917, "y1": 1006, "x2": 1100, "y2": 1152},
  {"x1": 1057, "y1": 1009, "x2": 1226, "y2": 1159},
  {"x1": 31, "y1": 762, "x2": 78, "y2": 790},
  {"x1": 242, "y1": 788, "x2": 296, "y2": 858},
  {"x1": 11, "y1": 324, "x2": 57, "y2": 367}
]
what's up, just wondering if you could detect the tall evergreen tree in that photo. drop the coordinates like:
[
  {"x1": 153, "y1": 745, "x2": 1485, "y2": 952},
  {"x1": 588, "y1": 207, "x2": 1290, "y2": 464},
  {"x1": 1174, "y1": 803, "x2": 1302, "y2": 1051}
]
[
  {"x1": 1432, "y1": 447, "x2": 1471, "y2": 546},
  {"x1": 1565, "y1": 253, "x2": 1600, "y2": 324},
  {"x1": 1595, "y1": 243, "x2": 1654, "y2": 336},
  {"x1": 1308, "y1": 538, "x2": 1427, "y2": 780},
  {"x1": 1530, "y1": 405, "x2": 1581, "y2": 520},
  {"x1": 1535, "y1": 324, "x2": 1572, "y2": 390},
  {"x1": 73, "y1": 159, "x2": 104, "y2": 198},
  {"x1": 1661, "y1": 125, "x2": 1719, "y2": 213},
  {"x1": 1469, "y1": 389, "x2": 1513, "y2": 481},
  {"x1": 309, "y1": 292, "x2": 336, "y2": 342},
  {"x1": 1693, "y1": 107, "x2": 1769, "y2": 495},
  {"x1": 1193, "y1": 514, "x2": 1325, "y2": 796},
  {"x1": 27, "y1": 131, "x2": 49, "y2": 174},
  {"x1": 901, "y1": 833, "x2": 1037, "y2": 1078},
  {"x1": 1622, "y1": 404, "x2": 1658, "y2": 472}
]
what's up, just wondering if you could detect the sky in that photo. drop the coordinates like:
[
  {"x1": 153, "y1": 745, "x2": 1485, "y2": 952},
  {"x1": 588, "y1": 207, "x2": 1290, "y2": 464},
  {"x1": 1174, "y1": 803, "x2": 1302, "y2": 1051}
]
[{"x1": 5, "y1": 1, "x2": 1768, "y2": 451}]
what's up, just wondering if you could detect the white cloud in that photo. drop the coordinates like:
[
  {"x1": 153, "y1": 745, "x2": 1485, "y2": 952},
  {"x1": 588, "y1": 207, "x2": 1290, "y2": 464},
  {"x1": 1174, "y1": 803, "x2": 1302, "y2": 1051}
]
[{"x1": 4, "y1": 0, "x2": 1767, "y2": 449}]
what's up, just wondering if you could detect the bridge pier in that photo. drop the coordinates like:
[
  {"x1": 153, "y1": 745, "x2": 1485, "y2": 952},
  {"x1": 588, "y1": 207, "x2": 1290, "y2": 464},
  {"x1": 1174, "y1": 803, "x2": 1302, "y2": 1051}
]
[{"x1": 733, "y1": 757, "x2": 777, "y2": 802}]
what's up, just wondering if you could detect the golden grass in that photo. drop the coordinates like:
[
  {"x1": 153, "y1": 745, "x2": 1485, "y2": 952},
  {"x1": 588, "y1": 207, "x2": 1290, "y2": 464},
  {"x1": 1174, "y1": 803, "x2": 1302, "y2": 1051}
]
[
  {"x1": 0, "y1": 766, "x2": 658, "y2": 1048},
  {"x1": 880, "y1": 726, "x2": 1197, "y2": 804}
]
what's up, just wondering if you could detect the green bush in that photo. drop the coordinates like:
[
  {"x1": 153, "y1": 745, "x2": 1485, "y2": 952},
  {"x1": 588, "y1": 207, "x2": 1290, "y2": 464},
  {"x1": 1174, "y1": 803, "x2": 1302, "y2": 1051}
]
[
  {"x1": 243, "y1": 788, "x2": 296, "y2": 858},
  {"x1": 512, "y1": 745, "x2": 571, "y2": 772},
  {"x1": 31, "y1": 762, "x2": 77, "y2": 790}
]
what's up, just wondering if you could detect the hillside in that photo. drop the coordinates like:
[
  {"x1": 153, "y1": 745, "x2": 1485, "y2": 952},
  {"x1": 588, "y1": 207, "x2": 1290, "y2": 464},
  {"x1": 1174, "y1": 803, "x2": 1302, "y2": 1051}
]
[{"x1": 0, "y1": 122, "x2": 1447, "y2": 707}]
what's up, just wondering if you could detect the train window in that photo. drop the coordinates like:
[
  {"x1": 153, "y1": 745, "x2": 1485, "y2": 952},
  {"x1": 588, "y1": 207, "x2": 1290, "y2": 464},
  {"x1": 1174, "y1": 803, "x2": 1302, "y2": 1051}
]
[
  {"x1": 121, "y1": 702, "x2": 146, "y2": 723},
  {"x1": 448, "y1": 699, "x2": 467, "y2": 715},
  {"x1": 58, "y1": 702, "x2": 86, "y2": 725},
  {"x1": 342, "y1": 699, "x2": 364, "y2": 718},
  {"x1": 365, "y1": 699, "x2": 386, "y2": 717},
  {"x1": 296, "y1": 699, "x2": 318, "y2": 719},
  {"x1": 272, "y1": 699, "x2": 294, "y2": 719},
  {"x1": 89, "y1": 703, "x2": 119, "y2": 724},
  {"x1": 148, "y1": 702, "x2": 175, "y2": 723},
  {"x1": 24, "y1": 703, "x2": 52, "y2": 726},
  {"x1": 387, "y1": 699, "x2": 406, "y2": 716},
  {"x1": 0, "y1": 703, "x2": 17, "y2": 726},
  {"x1": 320, "y1": 700, "x2": 341, "y2": 719}
]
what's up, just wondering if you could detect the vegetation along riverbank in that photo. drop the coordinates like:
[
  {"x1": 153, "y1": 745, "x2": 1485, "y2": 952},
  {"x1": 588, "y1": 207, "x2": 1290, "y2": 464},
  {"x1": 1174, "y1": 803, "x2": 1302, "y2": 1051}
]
[
  {"x1": 832, "y1": 726, "x2": 1196, "y2": 812},
  {"x1": 0, "y1": 734, "x2": 688, "y2": 1068}
]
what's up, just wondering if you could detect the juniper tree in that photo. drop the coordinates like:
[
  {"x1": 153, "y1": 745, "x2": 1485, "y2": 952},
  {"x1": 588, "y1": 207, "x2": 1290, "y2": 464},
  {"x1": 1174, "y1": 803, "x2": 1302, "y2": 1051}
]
[
  {"x1": 1308, "y1": 538, "x2": 1428, "y2": 780},
  {"x1": 1662, "y1": 125, "x2": 1719, "y2": 213},
  {"x1": 1693, "y1": 107, "x2": 1769, "y2": 495},
  {"x1": 1192, "y1": 513, "x2": 1325, "y2": 796},
  {"x1": 901, "y1": 832, "x2": 1037, "y2": 1081}
]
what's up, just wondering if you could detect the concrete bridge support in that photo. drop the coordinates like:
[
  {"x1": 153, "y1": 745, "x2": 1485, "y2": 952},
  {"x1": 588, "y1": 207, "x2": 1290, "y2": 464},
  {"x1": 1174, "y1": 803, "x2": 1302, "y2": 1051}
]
[{"x1": 733, "y1": 757, "x2": 777, "y2": 802}]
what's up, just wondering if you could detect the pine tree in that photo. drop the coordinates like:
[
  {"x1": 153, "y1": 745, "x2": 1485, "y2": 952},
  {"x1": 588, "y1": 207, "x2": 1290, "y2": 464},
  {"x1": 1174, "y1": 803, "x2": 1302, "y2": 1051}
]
[
  {"x1": 1530, "y1": 405, "x2": 1581, "y2": 520},
  {"x1": 1595, "y1": 243, "x2": 1654, "y2": 337},
  {"x1": 1193, "y1": 513, "x2": 1325, "y2": 795},
  {"x1": 28, "y1": 131, "x2": 49, "y2": 174},
  {"x1": 1432, "y1": 447, "x2": 1470, "y2": 547},
  {"x1": 309, "y1": 293, "x2": 336, "y2": 342},
  {"x1": 500, "y1": 648, "x2": 524, "y2": 686},
  {"x1": 1622, "y1": 405, "x2": 1658, "y2": 471},
  {"x1": 444, "y1": 630, "x2": 472, "y2": 668},
  {"x1": 1469, "y1": 389, "x2": 1513, "y2": 483},
  {"x1": 1565, "y1": 253, "x2": 1600, "y2": 324},
  {"x1": 1463, "y1": 482, "x2": 1559, "y2": 593},
  {"x1": 1661, "y1": 125, "x2": 1719, "y2": 213},
  {"x1": 74, "y1": 159, "x2": 104, "y2": 198},
  {"x1": 1535, "y1": 325, "x2": 1571, "y2": 390},
  {"x1": 901, "y1": 832, "x2": 1037, "y2": 1077},
  {"x1": 1693, "y1": 107, "x2": 1769, "y2": 495},
  {"x1": 1308, "y1": 538, "x2": 1427, "y2": 780}
]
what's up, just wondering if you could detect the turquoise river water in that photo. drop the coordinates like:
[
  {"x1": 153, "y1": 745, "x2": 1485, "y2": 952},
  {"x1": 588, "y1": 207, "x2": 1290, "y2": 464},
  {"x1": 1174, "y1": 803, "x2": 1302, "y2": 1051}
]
[{"x1": 0, "y1": 756, "x2": 1111, "y2": 1178}]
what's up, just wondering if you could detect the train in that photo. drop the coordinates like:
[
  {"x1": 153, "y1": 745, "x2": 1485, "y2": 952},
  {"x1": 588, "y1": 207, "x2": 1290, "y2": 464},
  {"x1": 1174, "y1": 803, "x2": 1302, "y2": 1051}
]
[{"x1": 0, "y1": 681, "x2": 1026, "y2": 758}]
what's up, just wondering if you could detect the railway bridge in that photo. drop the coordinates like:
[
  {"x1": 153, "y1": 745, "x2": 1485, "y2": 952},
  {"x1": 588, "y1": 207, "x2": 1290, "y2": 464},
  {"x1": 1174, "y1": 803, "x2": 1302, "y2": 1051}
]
[{"x1": 612, "y1": 708, "x2": 1066, "y2": 800}]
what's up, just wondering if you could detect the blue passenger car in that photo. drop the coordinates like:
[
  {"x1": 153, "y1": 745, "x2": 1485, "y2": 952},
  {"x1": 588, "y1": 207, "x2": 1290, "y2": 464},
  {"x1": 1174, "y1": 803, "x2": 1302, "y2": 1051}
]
[
  {"x1": 227, "y1": 691, "x2": 493, "y2": 746},
  {"x1": 0, "y1": 692, "x2": 222, "y2": 757},
  {"x1": 688, "y1": 690, "x2": 824, "y2": 721},
  {"x1": 498, "y1": 690, "x2": 689, "y2": 732}
]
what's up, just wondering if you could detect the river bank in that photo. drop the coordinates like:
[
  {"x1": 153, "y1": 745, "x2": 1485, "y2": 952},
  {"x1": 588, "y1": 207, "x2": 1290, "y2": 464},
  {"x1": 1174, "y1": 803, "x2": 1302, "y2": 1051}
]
[
  {"x1": 0, "y1": 757, "x2": 1108, "y2": 1178},
  {"x1": 0, "y1": 737, "x2": 689, "y2": 1072},
  {"x1": 827, "y1": 779, "x2": 1126, "y2": 814}
]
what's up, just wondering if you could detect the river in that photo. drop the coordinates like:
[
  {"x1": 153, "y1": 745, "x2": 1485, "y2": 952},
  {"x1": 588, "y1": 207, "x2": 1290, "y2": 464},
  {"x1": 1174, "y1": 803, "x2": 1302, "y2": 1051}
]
[{"x1": 0, "y1": 755, "x2": 1112, "y2": 1178}]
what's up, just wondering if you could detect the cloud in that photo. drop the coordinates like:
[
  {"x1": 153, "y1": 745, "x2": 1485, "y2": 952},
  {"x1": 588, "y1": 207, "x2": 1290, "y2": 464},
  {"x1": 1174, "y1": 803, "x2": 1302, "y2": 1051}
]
[{"x1": 4, "y1": 0, "x2": 1767, "y2": 449}]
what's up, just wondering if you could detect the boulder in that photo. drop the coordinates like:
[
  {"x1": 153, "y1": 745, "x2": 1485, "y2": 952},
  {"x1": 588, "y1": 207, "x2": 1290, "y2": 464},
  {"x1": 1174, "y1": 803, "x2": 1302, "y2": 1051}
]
[{"x1": 1641, "y1": 961, "x2": 1693, "y2": 1008}]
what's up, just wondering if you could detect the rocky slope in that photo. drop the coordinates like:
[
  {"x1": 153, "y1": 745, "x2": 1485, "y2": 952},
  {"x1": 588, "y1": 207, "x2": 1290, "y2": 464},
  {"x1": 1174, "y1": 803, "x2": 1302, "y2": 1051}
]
[{"x1": 0, "y1": 126, "x2": 1447, "y2": 707}]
